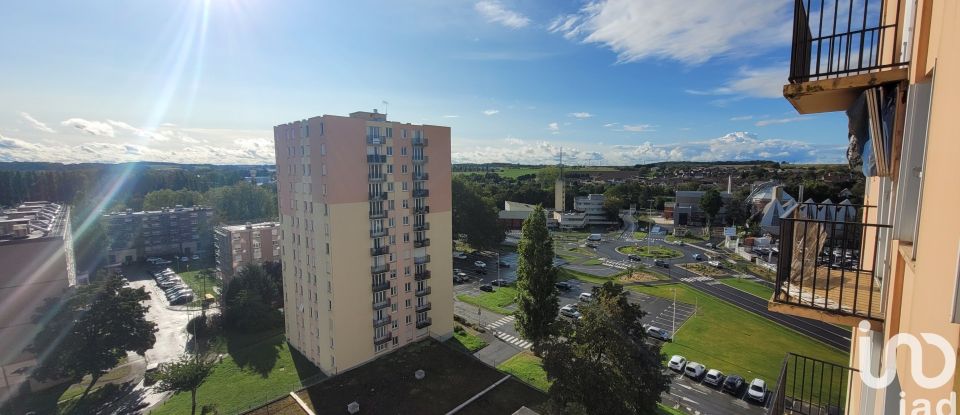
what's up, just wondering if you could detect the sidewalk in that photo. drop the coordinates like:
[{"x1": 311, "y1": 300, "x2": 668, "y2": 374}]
[{"x1": 453, "y1": 301, "x2": 523, "y2": 367}]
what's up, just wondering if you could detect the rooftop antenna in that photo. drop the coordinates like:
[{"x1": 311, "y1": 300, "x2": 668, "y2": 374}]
[{"x1": 382, "y1": 100, "x2": 389, "y2": 118}]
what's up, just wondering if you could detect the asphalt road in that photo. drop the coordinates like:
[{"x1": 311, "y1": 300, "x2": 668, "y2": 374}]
[{"x1": 594, "y1": 237, "x2": 852, "y2": 351}]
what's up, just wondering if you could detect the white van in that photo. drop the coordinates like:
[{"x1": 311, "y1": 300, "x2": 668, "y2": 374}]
[{"x1": 587, "y1": 234, "x2": 602, "y2": 242}]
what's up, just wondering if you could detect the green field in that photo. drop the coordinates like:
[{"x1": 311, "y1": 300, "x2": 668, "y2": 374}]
[
  {"x1": 151, "y1": 332, "x2": 322, "y2": 415},
  {"x1": 628, "y1": 284, "x2": 849, "y2": 385},
  {"x1": 719, "y1": 278, "x2": 774, "y2": 299},
  {"x1": 618, "y1": 245, "x2": 683, "y2": 259},
  {"x1": 457, "y1": 286, "x2": 519, "y2": 315},
  {"x1": 727, "y1": 261, "x2": 777, "y2": 281},
  {"x1": 178, "y1": 269, "x2": 220, "y2": 298},
  {"x1": 633, "y1": 231, "x2": 648, "y2": 239},
  {"x1": 557, "y1": 267, "x2": 614, "y2": 285},
  {"x1": 448, "y1": 326, "x2": 489, "y2": 353}
]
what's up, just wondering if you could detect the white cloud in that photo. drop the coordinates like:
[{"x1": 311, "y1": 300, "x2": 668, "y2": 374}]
[
  {"x1": 603, "y1": 122, "x2": 618, "y2": 128},
  {"x1": 755, "y1": 117, "x2": 810, "y2": 127},
  {"x1": 687, "y1": 66, "x2": 787, "y2": 100},
  {"x1": 451, "y1": 131, "x2": 845, "y2": 165},
  {"x1": 61, "y1": 118, "x2": 115, "y2": 137},
  {"x1": 622, "y1": 124, "x2": 655, "y2": 132},
  {"x1": 548, "y1": 122, "x2": 560, "y2": 134},
  {"x1": 483, "y1": 109, "x2": 500, "y2": 116},
  {"x1": 475, "y1": 1, "x2": 531, "y2": 29},
  {"x1": 19, "y1": 112, "x2": 55, "y2": 133},
  {"x1": 730, "y1": 115, "x2": 754, "y2": 121},
  {"x1": 106, "y1": 120, "x2": 171, "y2": 141},
  {"x1": 569, "y1": 112, "x2": 593, "y2": 119},
  {"x1": 548, "y1": 0, "x2": 791, "y2": 64},
  {"x1": 443, "y1": 115, "x2": 461, "y2": 118}
]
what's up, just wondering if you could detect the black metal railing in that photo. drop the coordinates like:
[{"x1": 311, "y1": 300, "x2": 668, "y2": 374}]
[
  {"x1": 416, "y1": 318, "x2": 432, "y2": 329},
  {"x1": 373, "y1": 315, "x2": 392, "y2": 328},
  {"x1": 413, "y1": 206, "x2": 430, "y2": 214},
  {"x1": 412, "y1": 156, "x2": 428, "y2": 164},
  {"x1": 414, "y1": 238, "x2": 430, "y2": 248},
  {"x1": 367, "y1": 154, "x2": 387, "y2": 163},
  {"x1": 413, "y1": 189, "x2": 429, "y2": 198},
  {"x1": 366, "y1": 135, "x2": 385, "y2": 145},
  {"x1": 371, "y1": 263, "x2": 391, "y2": 274},
  {"x1": 414, "y1": 270, "x2": 432, "y2": 281},
  {"x1": 413, "y1": 172, "x2": 429, "y2": 181},
  {"x1": 412, "y1": 137, "x2": 427, "y2": 146},
  {"x1": 369, "y1": 210, "x2": 387, "y2": 219},
  {"x1": 789, "y1": 0, "x2": 908, "y2": 83},
  {"x1": 369, "y1": 192, "x2": 388, "y2": 201},
  {"x1": 370, "y1": 228, "x2": 389, "y2": 238},
  {"x1": 415, "y1": 302, "x2": 432, "y2": 312},
  {"x1": 414, "y1": 255, "x2": 431, "y2": 265},
  {"x1": 415, "y1": 287, "x2": 431, "y2": 297},
  {"x1": 768, "y1": 353, "x2": 855, "y2": 415},
  {"x1": 414, "y1": 223, "x2": 430, "y2": 232},
  {"x1": 773, "y1": 202, "x2": 888, "y2": 323},
  {"x1": 373, "y1": 298, "x2": 391, "y2": 310},
  {"x1": 370, "y1": 246, "x2": 390, "y2": 256},
  {"x1": 374, "y1": 332, "x2": 393, "y2": 345},
  {"x1": 372, "y1": 280, "x2": 391, "y2": 292},
  {"x1": 368, "y1": 174, "x2": 386, "y2": 182}
]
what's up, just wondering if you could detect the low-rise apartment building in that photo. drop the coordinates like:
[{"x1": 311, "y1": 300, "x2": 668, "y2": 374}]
[
  {"x1": 102, "y1": 205, "x2": 214, "y2": 267},
  {"x1": 767, "y1": 0, "x2": 960, "y2": 413},
  {"x1": 672, "y1": 190, "x2": 733, "y2": 226},
  {"x1": 0, "y1": 202, "x2": 75, "y2": 402},
  {"x1": 214, "y1": 222, "x2": 280, "y2": 282}
]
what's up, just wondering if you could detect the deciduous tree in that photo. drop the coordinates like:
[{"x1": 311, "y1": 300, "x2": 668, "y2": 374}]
[
  {"x1": 154, "y1": 355, "x2": 215, "y2": 415},
  {"x1": 541, "y1": 282, "x2": 670, "y2": 415},
  {"x1": 699, "y1": 188, "x2": 723, "y2": 226},
  {"x1": 514, "y1": 205, "x2": 558, "y2": 353}
]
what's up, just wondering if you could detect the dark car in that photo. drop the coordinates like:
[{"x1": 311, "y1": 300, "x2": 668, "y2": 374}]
[
  {"x1": 476, "y1": 267, "x2": 487, "y2": 275},
  {"x1": 654, "y1": 259, "x2": 670, "y2": 268},
  {"x1": 555, "y1": 281, "x2": 572, "y2": 291},
  {"x1": 499, "y1": 261, "x2": 510, "y2": 268},
  {"x1": 722, "y1": 374, "x2": 745, "y2": 395},
  {"x1": 479, "y1": 284, "x2": 494, "y2": 292},
  {"x1": 627, "y1": 254, "x2": 642, "y2": 261}
]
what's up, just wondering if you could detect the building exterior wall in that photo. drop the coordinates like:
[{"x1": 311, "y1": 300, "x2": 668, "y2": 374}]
[
  {"x1": 276, "y1": 112, "x2": 451, "y2": 375},
  {"x1": 214, "y1": 222, "x2": 280, "y2": 283},
  {"x1": 102, "y1": 206, "x2": 214, "y2": 266}
]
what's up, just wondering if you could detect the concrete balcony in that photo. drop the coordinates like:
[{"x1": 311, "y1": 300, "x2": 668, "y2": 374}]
[
  {"x1": 412, "y1": 156, "x2": 428, "y2": 164},
  {"x1": 415, "y1": 302, "x2": 431, "y2": 312},
  {"x1": 369, "y1": 210, "x2": 387, "y2": 219},
  {"x1": 413, "y1": 172, "x2": 429, "y2": 181},
  {"x1": 367, "y1": 154, "x2": 387, "y2": 164},
  {"x1": 412, "y1": 137, "x2": 427, "y2": 146},
  {"x1": 412, "y1": 189, "x2": 429, "y2": 198},
  {"x1": 372, "y1": 280, "x2": 391, "y2": 292},
  {"x1": 416, "y1": 318, "x2": 432, "y2": 329},
  {"x1": 413, "y1": 223, "x2": 430, "y2": 232},
  {"x1": 373, "y1": 332, "x2": 392, "y2": 345},
  {"x1": 768, "y1": 353, "x2": 856, "y2": 415},
  {"x1": 373, "y1": 298, "x2": 391, "y2": 310},
  {"x1": 371, "y1": 263, "x2": 391, "y2": 274},
  {"x1": 414, "y1": 238, "x2": 430, "y2": 248},
  {"x1": 373, "y1": 315, "x2": 392, "y2": 328},
  {"x1": 369, "y1": 192, "x2": 388, "y2": 201},
  {"x1": 414, "y1": 255, "x2": 431, "y2": 265},
  {"x1": 370, "y1": 228, "x2": 389, "y2": 238},
  {"x1": 368, "y1": 174, "x2": 386, "y2": 183},
  {"x1": 414, "y1": 270, "x2": 432, "y2": 281},
  {"x1": 370, "y1": 246, "x2": 390, "y2": 256},
  {"x1": 415, "y1": 287, "x2": 431, "y2": 297},
  {"x1": 413, "y1": 206, "x2": 430, "y2": 215}
]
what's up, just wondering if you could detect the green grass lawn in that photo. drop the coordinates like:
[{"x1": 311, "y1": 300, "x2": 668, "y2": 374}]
[
  {"x1": 496, "y1": 352, "x2": 697, "y2": 415},
  {"x1": 719, "y1": 278, "x2": 774, "y2": 299},
  {"x1": 618, "y1": 245, "x2": 683, "y2": 259},
  {"x1": 727, "y1": 261, "x2": 777, "y2": 281},
  {"x1": 150, "y1": 331, "x2": 322, "y2": 415},
  {"x1": 680, "y1": 263, "x2": 729, "y2": 277},
  {"x1": 633, "y1": 231, "x2": 648, "y2": 239},
  {"x1": 457, "y1": 286, "x2": 519, "y2": 315},
  {"x1": 448, "y1": 326, "x2": 489, "y2": 353},
  {"x1": 665, "y1": 234, "x2": 707, "y2": 244},
  {"x1": 628, "y1": 283, "x2": 849, "y2": 385},
  {"x1": 178, "y1": 269, "x2": 220, "y2": 298},
  {"x1": 557, "y1": 267, "x2": 613, "y2": 285}
]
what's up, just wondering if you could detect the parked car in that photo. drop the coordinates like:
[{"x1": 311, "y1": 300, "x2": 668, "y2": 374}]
[
  {"x1": 667, "y1": 355, "x2": 687, "y2": 372},
  {"x1": 180, "y1": 256, "x2": 189, "y2": 262},
  {"x1": 499, "y1": 261, "x2": 510, "y2": 268},
  {"x1": 684, "y1": 362, "x2": 706, "y2": 380},
  {"x1": 721, "y1": 374, "x2": 745, "y2": 395},
  {"x1": 453, "y1": 268, "x2": 463, "y2": 274},
  {"x1": 703, "y1": 369, "x2": 725, "y2": 387},
  {"x1": 454, "y1": 272, "x2": 469, "y2": 283},
  {"x1": 169, "y1": 294, "x2": 193, "y2": 305},
  {"x1": 191, "y1": 254, "x2": 200, "y2": 260},
  {"x1": 578, "y1": 292, "x2": 593, "y2": 302},
  {"x1": 707, "y1": 260, "x2": 722, "y2": 268},
  {"x1": 645, "y1": 326, "x2": 671, "y2": 341},
  {"x1": 475, "y1": 267, "x2": 487, "y2": 275},
  {"x1": 559, "y1": 304, "x2": 581, "y2": 319},
  {"x1": 747, "y1": 378, "x2": 767, "y2": 403},
  {"x1": 474, "y1": 260, "x2": 486, "y2": 268},
  {"x1": 627, "y1": 254, "x2": 642, "y2": 261},
  {"x1": 453, "y1": 251, "x2": 467, "y2": 259},
  {"x1": 692, "y1": 253, "x2": 704, "y2": 261},
  {"x1": 653, "y1": 259, "x2": 669, "y2": 268},
  {"x1": 705, "y1": 242, "x2": 714, "y2": 248},
  {"x1": 491, "y1": 279, "x2": 510, "y2": 287},
  {"x1": 479, "y1": 284, "x2": 494, "y2": 292},
  {"x1": 555, "y1": 281, "x2": 572, "y2": 291},
  {"x1": 587, "y1": 234, "x2": 602, "y2": 242}
]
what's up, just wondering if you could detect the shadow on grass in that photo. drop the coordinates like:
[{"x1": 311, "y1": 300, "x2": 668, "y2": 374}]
[
  {"x1": 226, "y1": 329, "x2": 284, "y2": 378},
  {"x1": 1, "y1": 381, "x2": 145, "y2": 415}
]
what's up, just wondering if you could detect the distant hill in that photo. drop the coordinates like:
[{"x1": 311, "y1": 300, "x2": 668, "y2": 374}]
[{"x1": 0, "y1": 161, "x2": 274, "y2": 172}]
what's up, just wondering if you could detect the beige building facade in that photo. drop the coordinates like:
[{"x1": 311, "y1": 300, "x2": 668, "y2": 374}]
[
  {"x1": 274, "y1": 110, "x2": 452, "y2": 375},
  {"x1": 214, "y1": 222, "x2": 280, "y2": 282},
  {"x1": 769, "y1": 0, "x2": 960, "y2": 413}
]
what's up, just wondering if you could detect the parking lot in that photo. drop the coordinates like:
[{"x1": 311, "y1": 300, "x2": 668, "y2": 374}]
[{"x1": 663, "y1": 368, "x2": 769, "y2": 415}]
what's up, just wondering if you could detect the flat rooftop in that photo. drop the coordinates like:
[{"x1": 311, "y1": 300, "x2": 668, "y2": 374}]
[
  {"x1": 220, "y1": 222, "x2": 279, "y2": 232},
  {"x1": 0, "y1": 201, "x2": 67, "y2": 243},
  {"x1": 247, "y1": 340, "x2": 546, "y2": 415},
  {"x1": 102, "y1": 205, "x2": 211, "y2": 218}
]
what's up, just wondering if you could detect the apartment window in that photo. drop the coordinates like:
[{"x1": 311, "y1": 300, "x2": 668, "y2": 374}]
[
  {"x1": 390, "y1": 286, "x2": 397, "y2": 296},
  {"x1": 402, "y1": 199, "x2": 408, "y2": 209},
  {"x1": 404, "y1": 282, "x2": 411, "y2": 292},
  {"x1": 320, "y1": 143, "x2": 326, "y2": 155},
  {"x1": 322, "y1": 184, "x2": 327, "y2": 195},
  {"x1": 390, "y1": 235, "x2": 396, "y2": 244},
  {"x1": 329, "y1": 338, "x2": 334, "y2": 349},
  {"x1": 387, "y1": 164, "x2": 393, "y2": 174},
  {"x1": 401, "y1": 129, "x2": 407, "y2": 138},
  {"x1": 324, "y1": 204, "x2": 328, "y2": 216},
  {"x1": 402, "y1": 216, "x2": 409, "y2": 226},
  {"x1": 893, "y1": 79, "x2": 932, "y2": 257},
  {"x1": 328, "y1": 300, "x2": 332, "y2": 311},
  {"x1": 401, "y1": 182, "x2": 408, "y2": 191},
  {"x1": 387, "y1": 182, "x2": 394, "y2": 192},
  {"x1": 386, "y1": 146, "x2": 393, "y2": 156},
  {"x1": 368, "y1": 126, "x2": 380, "y2": 137},
  {"x1": 392, "y1": 320, "x2": 399, "y2": 329},
  {"x1": 386, "y1": 127, "x2": 392, "y2": 137},
  {"x1": 388, "y1": 218, "x2": 395, "y2": 227},
  {"x1": 325, "y1": 243, "x2": 330, "y2": 254},
  {"x1": 389, "y1": 200, "x2": 395, "y2": 210},
  {"x1": 405, "y1": 315, "x2": 412, "y2": 324},
  {"x1": 391, "y1": 303, "x2": 398, "y2": 312},
  {"x1": 404, "y1": 266, "x2": 410, "y2": 275},
  {"x1": 403, "y1": 233, "x2": 410, "y2": 243},
  {"x1": 375, "y1": 343, "x2": 387, "y2": 352},
  {"x1": 401, "y1": 165, "x2": 408, "y2": 174},
  {"x1": 321, "y1": 165, "x2": 327, "y2": 176}
]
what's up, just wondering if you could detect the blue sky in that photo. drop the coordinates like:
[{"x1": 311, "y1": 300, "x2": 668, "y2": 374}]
[{"x1": 0, "y1": 0, "x2": 848, "y2": 165}]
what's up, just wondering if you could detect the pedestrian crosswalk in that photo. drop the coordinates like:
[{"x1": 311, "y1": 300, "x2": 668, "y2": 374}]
[
  {"x1": 680, "y1": 275, "x2": 714, "y2": 283},
  {"x1": 485, "y1": 315, "x2": 514, "y2": 330},
  {"x1": 494, "y1": 331, "x2": 532, "y2": 349},
  {"x1": 601, "y1": 258, "x2": 631, "y2": 269}
]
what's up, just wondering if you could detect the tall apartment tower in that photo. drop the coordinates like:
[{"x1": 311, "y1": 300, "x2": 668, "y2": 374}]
[
  {"x1": 766, "y1": 1, "x2": 960, "y2": 413},
  {"x1": 554, "y1": 149, "x2": 565, "y2": 212},
  {"x1": 274, "y1": 110, "x2": 453, "y2": 374}
]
